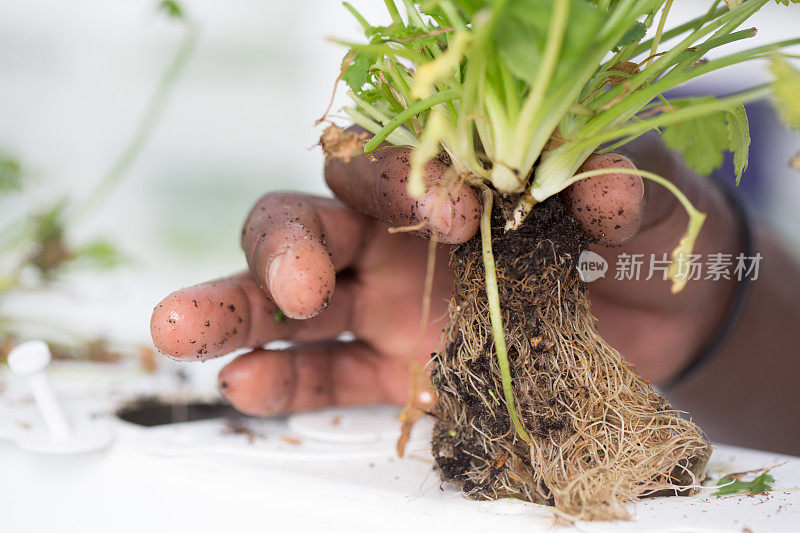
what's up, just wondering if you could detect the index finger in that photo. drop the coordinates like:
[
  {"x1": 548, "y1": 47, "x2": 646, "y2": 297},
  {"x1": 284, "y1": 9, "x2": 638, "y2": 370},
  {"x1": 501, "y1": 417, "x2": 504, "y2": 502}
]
[
  {"x1": 241, "y1": 193, "x2": 368, "y2": 319},
  {"x1": 325, "y1": 143, "x2": 481, "y2": 244}
]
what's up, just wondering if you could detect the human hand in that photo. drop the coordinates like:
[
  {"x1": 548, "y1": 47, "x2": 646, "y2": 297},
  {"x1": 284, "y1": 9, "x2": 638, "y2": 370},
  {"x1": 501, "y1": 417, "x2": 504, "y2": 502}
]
[{"x1": 150, "y1": 131, "x2": 740, "y2": 416}]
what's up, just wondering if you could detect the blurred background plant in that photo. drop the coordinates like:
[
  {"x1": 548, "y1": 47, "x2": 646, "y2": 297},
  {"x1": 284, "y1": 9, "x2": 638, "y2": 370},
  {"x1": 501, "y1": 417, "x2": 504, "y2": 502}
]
[{"x1": 0, "y1": 0, "x2": 195, "y2": 369}]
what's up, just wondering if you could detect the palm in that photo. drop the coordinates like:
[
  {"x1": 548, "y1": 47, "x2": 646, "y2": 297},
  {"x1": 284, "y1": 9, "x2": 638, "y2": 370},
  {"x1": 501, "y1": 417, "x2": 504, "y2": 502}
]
[{"x1": 342, "y1": 221, "x2": 453, "y2": 378}]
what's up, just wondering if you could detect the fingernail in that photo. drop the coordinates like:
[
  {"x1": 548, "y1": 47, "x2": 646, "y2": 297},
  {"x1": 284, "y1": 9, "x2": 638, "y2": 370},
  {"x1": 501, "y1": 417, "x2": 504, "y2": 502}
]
[
  {"x1": 418, "y1": 187, "x2": 453, "y2": 235},
  {"x1": 267, "y1": 248, "x2": 289, "y2": 309}
]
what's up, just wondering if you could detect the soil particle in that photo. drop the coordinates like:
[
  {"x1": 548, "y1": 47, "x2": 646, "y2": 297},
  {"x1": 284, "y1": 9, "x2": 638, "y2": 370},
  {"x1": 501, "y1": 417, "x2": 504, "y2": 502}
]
[
  {"x1": 433, "y1": 430, "x2": 489, "y2": 483},
  {"x1": 223, "y1": 419, "x2": 262, "y2": 444},
  {"x1": 281, "y1": 435, "x2": 302, "y2": 445}
]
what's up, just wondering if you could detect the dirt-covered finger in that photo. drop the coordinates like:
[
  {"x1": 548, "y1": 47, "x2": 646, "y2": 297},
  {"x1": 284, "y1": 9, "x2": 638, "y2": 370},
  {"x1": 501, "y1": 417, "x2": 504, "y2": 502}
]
[
  {"x1": 565, "y1": 153, "x2": 644, "y2": 246},
  {"x1": 610, "y1": 131, "x2": 701, "y2": 240},
  {"x1": 242, "y1": 192, "x2": 369, "y2": 319},
  {"x1": 150, "y1": 272, "x2": 353, "y2": 360},
  {"x1": 566, "y1": 131, "x2": 703, "y2": 247},
  {"x1": 217, "y1": 342, "x2": 408, "y2": 416},
  {"x1": 325, "y1": 142, "x2": 481, "y2": 244}
]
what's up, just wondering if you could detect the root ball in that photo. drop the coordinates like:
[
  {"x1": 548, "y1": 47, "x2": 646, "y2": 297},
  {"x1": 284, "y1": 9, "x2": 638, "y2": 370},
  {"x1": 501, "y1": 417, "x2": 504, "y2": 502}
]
[{"x1": 431, "y1": 195, "x2": 710, "y2": 521}]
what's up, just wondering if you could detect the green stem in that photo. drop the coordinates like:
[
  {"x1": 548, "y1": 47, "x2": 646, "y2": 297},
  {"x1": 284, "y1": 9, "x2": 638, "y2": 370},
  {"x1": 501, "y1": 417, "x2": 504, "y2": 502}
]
[
  {"x1": 362, "y1": 89, "x2": 458, "y2": 153},
  {"x1": 383, "y1": 0, "x2": 402, "y2": 25},
  {"x1": 330, "y1": 39, "x2": 428, "y2": 65},
  {"x1": 479, "y1": 186, "x2": 531, "y2": 443},
  {"x1": 496, "y1": 1, "x2": 647, "y2": 183},
  {"x1": 586, "y1": 84, "x2": 770, "y2": 147},
  {"x1": 629, "y1": 6, "x2": 727, "y2": 59},
  {"x1": 663, "y1": 36, "x2": 800, "y2": 88},
  {"x1": 646, "y1": 0, "x2": 673, "y2": 69},
  {"x1": 562, "y1": 167, "x2": 707, "y2": 293},
  {"x1": 344, "y1": 107, "x2": 419, "y2": 147},
  {"x1": 582, "y1": 28, "x2": 772, "y2": 145},
  {"x1": 510, "y1": 81, "x2": 765, "y2": 229},
  {"x1": 694, "y1": 1, "x2": 724, "y2": 32},
  {"x1": 596, "y1": 130, "x2": 648, "y2": 154},
  {"x1": 343, "y1": 2, "x2": 372, "y2": 32},
  {"x1": 668, "y1": 27, "x2": 757, "y2": 75},
  {"x1": 439, "y1": 0, "x2": 467, "y2": 32},
  {"x1": 506, "y1": 0, "x2": 569, "y2": 169},
  {"x1": 518, "y1": 83, "x2": 767, "y2": 216},
  {"x1": 590, "y1": 0, "x2": 765, "y2": 113},
  {"x1": 400, "y1": 0, "x2": 428, "y2": 30},
  {"x1": 347, "y1": 90, "x2": 394, "y2": 125}
]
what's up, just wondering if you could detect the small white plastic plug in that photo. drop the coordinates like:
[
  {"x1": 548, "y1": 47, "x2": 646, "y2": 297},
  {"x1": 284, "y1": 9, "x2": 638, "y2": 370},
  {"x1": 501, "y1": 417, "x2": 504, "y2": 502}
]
[{"x1": 8, "y1": 340, "x2": 72, "y2": 441}]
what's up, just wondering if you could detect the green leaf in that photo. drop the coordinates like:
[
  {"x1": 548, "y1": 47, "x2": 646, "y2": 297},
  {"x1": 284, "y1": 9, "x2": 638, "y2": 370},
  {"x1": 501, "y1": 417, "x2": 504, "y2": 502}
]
[
  {"x1": 713, "y1": 471, "x2": 775, "y2": 497},
  {"x1": 27, "y1": 201, "x2": 69, "y2": 275},
  {"x1": 771, "y1": 56, "x2": 800, "y2": 129},
  {"x1": 661, "y1": 98, "x2": 750, "y2": 180},
  {"x1": 616, "y1": 21, "x2": 647, "y2": 50},
  {"x1": 33, "y1": 201, "x2": 68, "y2": 243},
  {"x1": 444, "y1": 0, "x2": 487, "y2": 17},
  {"x1": 726, "y1": 104, "x2": 750, "y2": 185},
  {"x1": 357, "y1": 87, "x2": 384, "y2": 104},
  {"x1": 661, "y1": 99, "x2": 729, "y2": 176},
  {"x1": 368, "y1": 23, "x2": 420, "y2": 42},
  {"x1": 0, "y1": 153, "x2": 23, "y2": 192},
  {"x1": 72, "y1": 240, "x2": 127, "y2": 270},
  {"x1": 158, "y1": 0, "x2": 184, "y2": 19},
  {"x1": 494, "y1": 0, "x2": 603, "y2": 86},
  {"x1": 343, "y1": 2, "x2": 374, "y2": 33},
  {"x1": 342, "y1": 50, "x2": 375, "y2": 94}
]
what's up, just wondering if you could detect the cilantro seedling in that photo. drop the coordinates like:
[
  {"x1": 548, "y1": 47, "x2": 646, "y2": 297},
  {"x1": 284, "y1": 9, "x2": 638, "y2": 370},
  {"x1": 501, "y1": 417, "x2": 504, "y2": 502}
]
[{"x1": 713, "y1": 471, "x2": 775, "y2": 497}]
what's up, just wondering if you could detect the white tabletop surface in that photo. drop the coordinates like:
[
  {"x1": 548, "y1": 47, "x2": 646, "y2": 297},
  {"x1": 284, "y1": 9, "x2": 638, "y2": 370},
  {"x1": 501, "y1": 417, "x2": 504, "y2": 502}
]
[{"x1": 1, "y1": 362, "x2": 798, "y2": 533}]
